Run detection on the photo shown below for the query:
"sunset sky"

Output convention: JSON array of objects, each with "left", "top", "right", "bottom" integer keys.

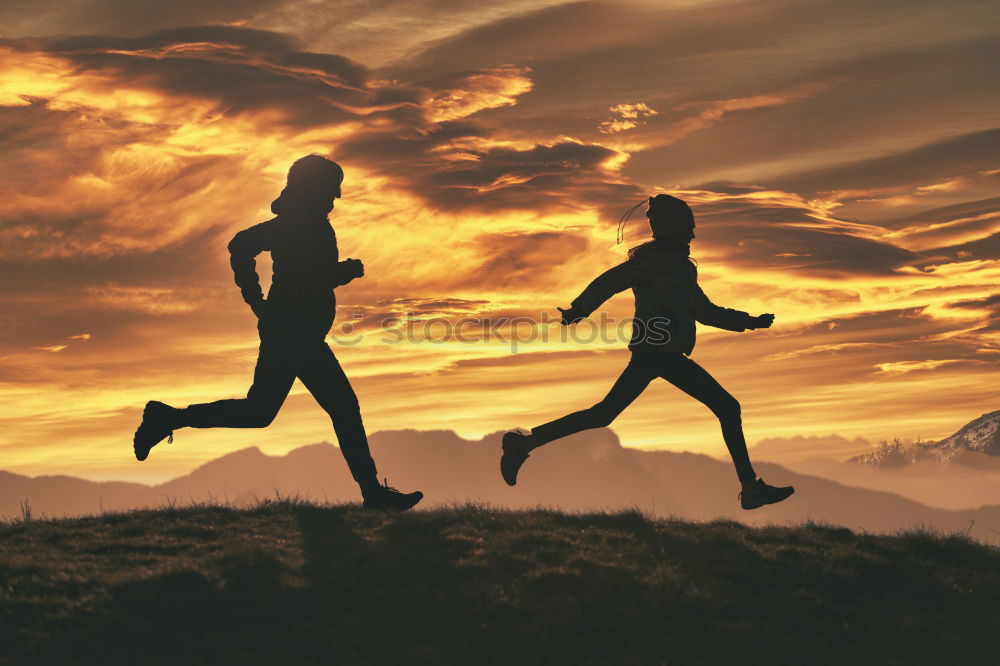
[{"left": 1, "top": 0, "right": 997, "bottom": 482}]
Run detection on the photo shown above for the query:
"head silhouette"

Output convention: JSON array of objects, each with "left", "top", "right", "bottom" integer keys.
[
  {"left": 272, "top": 154, "right": 344, "bottom": 217},
  {"left": 646, "top": 194, "right": 695, "bottom": 243}
]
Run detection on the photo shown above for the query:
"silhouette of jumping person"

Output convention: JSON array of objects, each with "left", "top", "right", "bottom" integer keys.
[
  {"left": 133, "top": 155, "right": 422, "bottom": 511},
  {"left": 501, "top": 194, "right": 794, "bottom": 510}
]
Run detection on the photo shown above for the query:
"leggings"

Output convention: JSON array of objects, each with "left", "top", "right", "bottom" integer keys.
[
  {"left": 175, "top": 323, "right": 378, "bottom": 490},
  {"left": 531, "top": 350, "right": 757, "bottom": 484}
]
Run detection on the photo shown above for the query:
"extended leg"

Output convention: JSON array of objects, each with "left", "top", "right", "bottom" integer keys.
[
  {"left": 296, "top": 341, "right": 378, "bottom": 491},
  {"left": 530, "top": 355, "right": 656, "bottom": 447},
  {"left": 133, "top": 336, "right": 296, "bottom": 461},
  {"left": 176, "top": 335, "right": 296, "bottom": 429},
  {"left": 655, "top": 354, "right": 756, "bottom": 484},
  {"left": 500, "top": 354, "right": 656, "bottom": 485}
]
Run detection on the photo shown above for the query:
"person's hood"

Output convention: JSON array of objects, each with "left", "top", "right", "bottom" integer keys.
[{"left": 270, "top": 186, "right": 334, "bottom": 218}]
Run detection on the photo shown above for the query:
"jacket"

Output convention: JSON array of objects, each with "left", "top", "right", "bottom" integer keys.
[
  {"left": 228, "top": 215, "right": 358, "bottom": 337},
  {"left": 570, "top": 241, "right": 753, "bottom": 354}
]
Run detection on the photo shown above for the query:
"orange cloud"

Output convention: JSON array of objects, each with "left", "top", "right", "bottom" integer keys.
[
  {"left": 0, "top": 15, "right": 996, "bottom": 483},
  {"left": 599, "top": 102, "right": 658, "bottom": 134},
  {"left": 424, "top": 66, "right": 533, "bottom": 122}
]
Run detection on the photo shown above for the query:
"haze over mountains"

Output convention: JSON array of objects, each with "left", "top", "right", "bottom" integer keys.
[
  {"left": 752, "top": 411, "right": 1000, "bottom": 509},
  {"left": 4, "top": 418, "right": 1000, "bottom": 543}
]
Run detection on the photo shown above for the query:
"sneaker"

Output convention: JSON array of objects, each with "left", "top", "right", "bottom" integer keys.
[
  {"left": 501, "top": 431, "right": 534, "bottom": 486},
  {"left": 362, "top": 478, "right": 423, "bottom": 511},
  {"left": 133, "top": 400, "right": 177, "bottom": 462},
  {"left": 739, "top": 477, "right": 795, "bottom": 510}
]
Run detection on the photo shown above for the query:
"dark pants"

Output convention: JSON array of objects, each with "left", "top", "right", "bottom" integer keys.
[
  {"left": 531, "top": 350, "right": 757, "bottom": 484},
  {"left": 176, "top": 318, "right": 378, "bottom": 491}
]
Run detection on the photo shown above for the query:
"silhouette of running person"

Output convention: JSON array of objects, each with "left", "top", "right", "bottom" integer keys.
[
  {"left": 133, "top": 155, "right": 422, "bottom": 511},
  {"left": 501, "top": 194, "right": 793, "bottom": 510}
]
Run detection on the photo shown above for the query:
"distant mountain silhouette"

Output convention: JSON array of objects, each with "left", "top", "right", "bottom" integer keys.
[
  {"left": 750, "top": 434, "right": 872, "bottom": 463},
  {"left": 848, "top": 410, "right": 1000, "bottom": 468},
  {"left": 747, "top": 412, "right": 1000, "bottom": 510},
  {"left": 4, "top": 428, "right": 1000, "bottom": 542},
  {"left": 928, "top": 410, "right": 1000, "bottom": 458},
  {"left": 0, "top": 472, "right": 149, "bottom": 517}
]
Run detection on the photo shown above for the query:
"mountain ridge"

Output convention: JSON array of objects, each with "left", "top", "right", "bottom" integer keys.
[
  {"left": 4, "top": 427, "right": 1000, "bottom": 543},
  {"left": 931, "top": 409, "right": 1000, "bottom": 456},
  {"left": 848, "top": 410, "right": 1000, "bottom": 467}
]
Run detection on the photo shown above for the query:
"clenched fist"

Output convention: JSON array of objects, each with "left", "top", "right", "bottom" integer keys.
[
  {"left": 751, "top": 313, "right": 775, "bottom": 329},
  {"left": 342, "top": 258, "right": 364, "bottom": 279}
]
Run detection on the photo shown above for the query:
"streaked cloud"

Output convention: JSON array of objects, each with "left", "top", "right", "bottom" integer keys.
[
  {"left": 424, "top": 66, "right": 534, "bottom": 122},
  {"left": 0, "top": 0, "right": 996, "bottom": 482}
]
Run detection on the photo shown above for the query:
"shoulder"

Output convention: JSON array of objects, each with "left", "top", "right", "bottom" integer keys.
[
  {"left": 626, "top": 241, "right": 658, "bottom": 264},
  {"left": 628, "top": 241, "right": 681, "bottom": 270},
  {"left": 228, "top": 218, "right": 279, "bottom": 251}
]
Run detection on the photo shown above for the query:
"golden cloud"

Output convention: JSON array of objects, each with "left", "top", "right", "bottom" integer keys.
[{"left": 0, "top": 17, "right": 996, "bottom": 481}]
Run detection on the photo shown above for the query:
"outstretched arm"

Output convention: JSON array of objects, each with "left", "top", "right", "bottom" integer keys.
[
  {"left": 227, "top": 222, "right": 274, "bottom": 317},
  {"left": 559, "top": 258, "right": 645, "bottom": 324}
]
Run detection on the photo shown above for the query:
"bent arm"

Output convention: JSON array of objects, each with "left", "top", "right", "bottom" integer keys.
[
  {"left": 227, "top": 222, "right": 273, "bottom": 313},
  {"left": 690, "top": 275, "right": 754, "bottom": 332},
  {"left": 329, "top": 259, "right": 361, "bottom": 288}
]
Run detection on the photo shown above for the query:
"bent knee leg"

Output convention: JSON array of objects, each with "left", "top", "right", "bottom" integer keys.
[
  {"left": 247, "top": 407, "right": 280, "bottom": 428},
  {"left": 319, "top": 392, "right": 362, "bottom": 422},
  {"left": 713, "top": 395, "right": 741, "bottom": 422},
  {"left": 244, "top": 396, "right": 284, "bottom": 427},
  {"left": 243, "top": 380, "right": 291, "bottom": 427}
]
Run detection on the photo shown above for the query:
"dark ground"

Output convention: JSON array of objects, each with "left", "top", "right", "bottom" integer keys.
[{"left": 1, "top": 501, "right": 997, "bottom": 665}]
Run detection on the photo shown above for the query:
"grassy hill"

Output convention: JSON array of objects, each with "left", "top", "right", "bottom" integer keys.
[{"left": 1, "top": 502, "right": 998, "bottom": 666}]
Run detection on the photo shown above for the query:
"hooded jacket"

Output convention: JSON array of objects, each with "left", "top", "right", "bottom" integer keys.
[
  {"left": 570, "top": 241, "right": 753, "bottom": 354},
  {"left": 227, "top": 193, "right": 358, "bottom": 337}
]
